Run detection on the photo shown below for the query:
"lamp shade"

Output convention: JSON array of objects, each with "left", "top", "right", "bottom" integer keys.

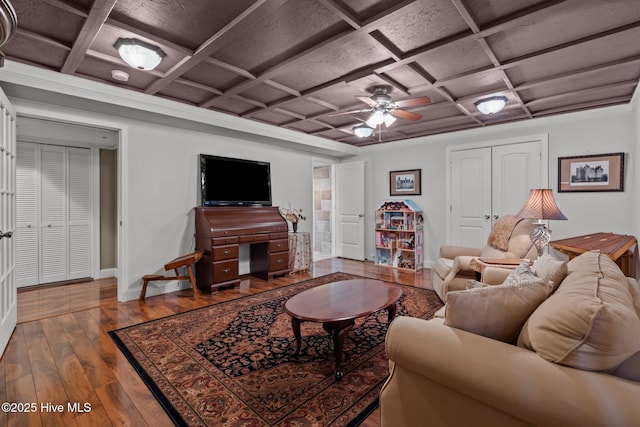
[
  {"left": 114, "top": 38, "right": 165, "bottom": 70},
  {"left": 516, "top": 189, "right": 567, "bottom": 220}
]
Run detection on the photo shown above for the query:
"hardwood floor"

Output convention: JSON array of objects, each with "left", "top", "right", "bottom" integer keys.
[{"left": 1, "top": 259, "right": 434, "bottom": 426}]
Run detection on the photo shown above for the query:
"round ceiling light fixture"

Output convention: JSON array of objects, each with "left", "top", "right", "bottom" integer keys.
[
  {"left": 475, "top": 96, "right": 508, "bottom": 115},
  {"left": 114, "top": 38, "right": 166, "bottom": 71},
  {"left": 353, "top": 123, "right": 374, "bottom": 138}
]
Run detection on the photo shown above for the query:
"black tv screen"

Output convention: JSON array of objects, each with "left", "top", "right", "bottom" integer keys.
[{"left": 200, "top": 154, "right": 272, "bottom": 206}]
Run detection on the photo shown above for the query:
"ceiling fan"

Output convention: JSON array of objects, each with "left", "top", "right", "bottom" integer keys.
[{"left": 329, "top": 86, "right": 432, "bottom": 137}]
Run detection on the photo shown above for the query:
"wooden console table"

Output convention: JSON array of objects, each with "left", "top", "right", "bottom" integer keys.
[
  {"left": 550, "top": 232, "right": 637, "bottom": 276},
  {"left": 194, "top": 206, "right": 289, "bottom": 292}
]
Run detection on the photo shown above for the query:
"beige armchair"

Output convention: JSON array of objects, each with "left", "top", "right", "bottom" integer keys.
[{"left": 431, "top": 216, "right": 537, "bottom": 301}]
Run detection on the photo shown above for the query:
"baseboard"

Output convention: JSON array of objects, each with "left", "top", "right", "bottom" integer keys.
[
  {"left": 99, "top": 268, "right": 118, "bottom": 279},
  {"left": 126, "top": 279, "right": 192, "bottom": 302}
]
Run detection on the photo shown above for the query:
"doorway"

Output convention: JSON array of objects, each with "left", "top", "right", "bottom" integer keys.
[
  {"left": 15, "top": 117, "right": 119, "bottom": 287},
  {"left": 313, "top": 164, "right": 333, "bottom": 261}
]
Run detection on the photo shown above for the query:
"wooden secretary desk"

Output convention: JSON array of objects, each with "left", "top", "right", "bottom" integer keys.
[{"left": 194, "top": 206, "right": 289, "bottom": 292}]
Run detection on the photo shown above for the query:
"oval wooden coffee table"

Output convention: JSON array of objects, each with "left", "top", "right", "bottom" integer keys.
[{"left": 284, "top": 279, "right": 402, "bottom": 380}]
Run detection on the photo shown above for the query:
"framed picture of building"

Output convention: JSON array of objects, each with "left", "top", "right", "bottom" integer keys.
[
  {"left": 390, "top": 169, "right": 421, "bottom": 196},
  {"left": 558, "top": 152, "right": 624, "bottom": 192}
]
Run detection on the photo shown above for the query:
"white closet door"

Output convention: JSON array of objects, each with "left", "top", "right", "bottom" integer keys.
[
  {"left": 15, "top": 142, "right": 39, "bottom": 287},
  {"left": 492, "top": 141, "right": 542, "bottom": 217},
  {"left": 67, "top": 148, "right": 91, "bottom": 279},
  {"left": 448, "top": 140, "right": 544, "bottom": 247},
  {"left": 449, "top": 147, "right": 492, "bottom": 249},
  {"left": 40, "top": 145, "right": 67, "bottom": 283}
]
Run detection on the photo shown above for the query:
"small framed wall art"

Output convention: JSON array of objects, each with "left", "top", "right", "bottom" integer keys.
[
  {"left": 557, "top": 152, "right": 624, "bottom": 192},
  {"left": 390, "top": 169, "right": 421, "bottom": 196}
]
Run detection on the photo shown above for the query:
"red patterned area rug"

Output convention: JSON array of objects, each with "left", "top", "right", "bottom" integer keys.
[{"left": 110, "top": 272, "right": 443, "bottom": 426}]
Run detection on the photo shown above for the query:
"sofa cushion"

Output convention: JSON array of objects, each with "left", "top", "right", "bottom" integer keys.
[
  {"left": 611, "top": 351, "right": 640, "bottom": 382},
  {"left": 444, "top": 278, "right": 548, "bottom": 343},
  {"left": 531, "top": 253, "right": 568, "bottom": 292},
  {"left": 518, "top": 251, "right": 640, "bottom": 371},
  {"left": 433, "top": 257, "right": 453, "bottom": 280}
]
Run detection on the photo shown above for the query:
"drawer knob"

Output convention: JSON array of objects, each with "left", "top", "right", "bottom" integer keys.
[
  {"left": 223, "top": 250, "right": 230, "bottom": 255},
  {"left": 223, "top": 268, "right": 231, "bottom": 274},
  {"left": 277, "top": 259, "right": 283, "bottom": 264}
]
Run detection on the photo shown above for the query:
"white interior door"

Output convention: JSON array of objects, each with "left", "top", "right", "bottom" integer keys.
[
  {"left": 15, "top": 142, "right": 39, "bottom": 286},
  {"left": 40, "top": 144, "right": 67, "bottom": 283},
  {"left": 0, "top": 88, "right": 17, "bottom": 357},
  {"left": 492, "top": 141, "right": 543, "bottom": 216},
  {"left": 449, "top": 147, "right": 492, "bottom": 248},
  {"left": 448, "top": 139, "right": 545, "bottom": 247},
  {"left": 335, "top": 160, "right": 365, "bottom": 260}
]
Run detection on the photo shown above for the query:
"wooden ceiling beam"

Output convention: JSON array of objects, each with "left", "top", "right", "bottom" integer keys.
[
  {"left": 144, "top": 0, "right": 287, "bottom": 95},
  {"left": 61, "top": 0, "right": 118, "bottom": 74}
]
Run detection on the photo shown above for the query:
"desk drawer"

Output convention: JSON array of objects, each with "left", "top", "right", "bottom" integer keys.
[
  {"left": 270, "top": 232, "right": 288, "bottom": 240},
  {"left": 212, "top": 236, "right": 238, "bottom": 246},
  {"left": 212, "top": 245, "right": 238, "bottom": 261},
  {"left": 269, "top": 252, "right": 289, "bottom": 271},
  {"left": 239, "top": 234, "right": 269, "bottom": 244},
  {"left": 269, "top": 239, "right": 288, "bottom": 253},
  {"left": 212, "top": 260, "right": 239, "bottom": 283}
]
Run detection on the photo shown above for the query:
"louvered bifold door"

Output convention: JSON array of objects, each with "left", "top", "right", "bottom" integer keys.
[
  {"left": 15, "top": 142, "right": 39, "bottom": 287},
  {"left": 39, "top": 145, "right": 67, "bottom": 283},
  {"left": 67, "top": 147, "right": 91, "bottom": 279}
]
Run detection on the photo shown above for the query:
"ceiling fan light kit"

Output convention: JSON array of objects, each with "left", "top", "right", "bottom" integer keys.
[
  {"left": 338, "top": 86, "right": 432, "bottom": 138},
  {"left": 353, "top": 123, "right": 374, "bottom": 138},
  {"left": 475, "top": 96, "right": 508, "bottom": 115},
  {"left": 365, "top": 109, "right": 385, "bottom": 128},
  {"left": 114, "top": 38, "right": 165, "bottom": 71}
]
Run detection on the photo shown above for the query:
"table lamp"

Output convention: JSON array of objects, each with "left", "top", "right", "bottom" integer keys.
[{"left": 516, "top": 189, "right": 567, "bottom": 254}]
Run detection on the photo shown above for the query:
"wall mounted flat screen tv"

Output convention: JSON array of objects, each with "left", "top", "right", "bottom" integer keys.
[{"left": 200, "top": 154, "right": 272, "bottom": 206}]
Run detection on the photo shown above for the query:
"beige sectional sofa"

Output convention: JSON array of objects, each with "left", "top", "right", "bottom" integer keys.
[{"left": 380, "top": 251, "right": 640, "bottom": 427}]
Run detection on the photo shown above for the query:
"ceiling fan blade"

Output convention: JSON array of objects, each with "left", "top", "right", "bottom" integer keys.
[
  {"left": 394, "top": 96, "right": 432, "bottom": 108},
  {"left": 391, "top": 109, "right": 422, "bottom": 121},
  {"left": 327, "top": 109, "right": 368, "bottom": 117},
  {"left": 356, "top": 96, "right": 378, "bottom": 107}
]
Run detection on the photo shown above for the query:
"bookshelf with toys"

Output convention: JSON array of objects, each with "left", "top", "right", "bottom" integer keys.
[{"left": 374, "top": 200, "right": 423, "bottom": 271}]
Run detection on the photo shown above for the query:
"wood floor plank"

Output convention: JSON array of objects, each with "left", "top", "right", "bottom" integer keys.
[
  {"left": 2, "top": 259, "right": 435, "bottom": 426},
  {"left": 94, "top": 381, "right": 147, "bottom": 427},
  {"left": 5, "top": 374, "right": 42, "bottom": 427}
]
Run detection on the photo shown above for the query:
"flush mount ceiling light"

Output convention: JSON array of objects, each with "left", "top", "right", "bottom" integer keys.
[
  {"left": 114, "top": 38, "right": 165, "bottom": 71},
  {"left": 475, "top": 96, "right": 508, "bottom": 115},
  {"left": 353, "top": 123, "right": 374, "bottom": 138}
]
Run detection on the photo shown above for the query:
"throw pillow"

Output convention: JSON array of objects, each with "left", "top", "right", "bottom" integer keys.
[
  {"left": 444, "top": 278, "right": 549, "bottom": 343},
  {"left": 531, "top": 253, "right": 568, "bottom": 292},
  {"left": 466, "top": 280, "right": 487, "bottom": 289},
  {"left": 518, "top": 251, "right": 640, "bottom": 371},
  {"left": 502, "top": 261, "right": 538, "bottom": 286}
]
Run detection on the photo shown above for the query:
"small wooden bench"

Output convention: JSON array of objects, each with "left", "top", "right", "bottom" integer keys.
[{"left": 139, "top": 251, "right": 204, "bottom": 301}]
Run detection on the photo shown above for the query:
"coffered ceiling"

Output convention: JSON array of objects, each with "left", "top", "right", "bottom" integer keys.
[{"left": 3, "top": 0, "right": 640, "bottom": 146}]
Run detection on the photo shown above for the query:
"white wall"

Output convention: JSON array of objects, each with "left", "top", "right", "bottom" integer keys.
[
  {"left": 125, "top": 121, "right": 320, "bottom": 299},
  {"left": 355, "top": 105, "right": 635, "bottom": 266},
  {"left": 10, "top": 97, "right": 338, "bottom": 301}
]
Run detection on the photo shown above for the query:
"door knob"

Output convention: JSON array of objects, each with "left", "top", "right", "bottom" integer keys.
[
  {"left": 493, "top": 214, "right": 499, "bottom": 220},
  {"left": 358, "top": 214, "right": 365, "bottom": 218},
  {"left": 484, "top": 214, "right": 491, "bottom": 220},
  {"left": 0, "top": 230, "right": 12, "bottom": 240}
]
